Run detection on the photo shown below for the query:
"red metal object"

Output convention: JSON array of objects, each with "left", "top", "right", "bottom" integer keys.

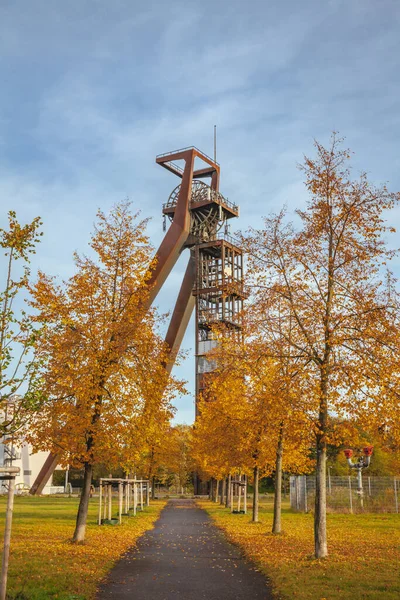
[
  {"left": 363, "top": 446, "right": 373, "bottom": 456},
  {"left": 344, "top": 449, "right": 353, "bottom": 459},
  {"left": 29, "top": 453, "right": 60, "bottom": 495},
  {"left": 147, "top": 147, "right": 221, "bottom": 305},
  {"left": 163, "top": 252, "right": 196, "bottom": 375}
]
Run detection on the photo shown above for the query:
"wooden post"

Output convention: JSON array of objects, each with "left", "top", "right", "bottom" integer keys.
[
  {"left": 304, "top": 476, "right": 308, "bottom": 513},
  {"left": 0, "top": 469, "right": 19, "bottom": 600},
  {"left": 108, "top": 483, "right": 112, "bottom": 520},
  {"left": 348, "top": 476, "right": 353, "bottom": 514},
  {"left": 146, "top": 481, "right": 150, "bottom": 506},
  {"left": 118, "top": 482, "right": 123, "bottom": 524},
  {"left": 243, "top": 477, "right": 247, "bottom": 514},
  {"left": 133, "top": 480, "right": 137, "bottom": 516},
  {"left": 98, "top": 480, "right": 103, "bottom": 525}
]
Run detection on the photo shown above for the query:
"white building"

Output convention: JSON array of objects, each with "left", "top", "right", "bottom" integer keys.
[
  {"left": 0, "top": 397, "right": 55, "bottom": 494},
  {"left": 0, "top": 437, "right": 55, "bottom": 494}
]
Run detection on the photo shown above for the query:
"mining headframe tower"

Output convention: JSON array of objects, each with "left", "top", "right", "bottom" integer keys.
[{"left": 30, "top": 146, "right": 245, "bottom": 494}]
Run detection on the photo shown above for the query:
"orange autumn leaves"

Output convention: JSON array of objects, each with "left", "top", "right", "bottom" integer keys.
[
  {"left": 4, "top": 497, "right": 166, "bottom": 599},
  {"left": 27, "top": 202, "right": 184, "bottom": 478},
  {"left": 23, "top": 202, "right": 187, "bottom": 541},
  {"left": 193, "top": 134, "right": 400, "bottom": 557},
  {"left": 200, "top": 500, "right": 400, "bottom": 600},
  {"left": 192, "top": 326, "right": 313, "bottom": 483}
]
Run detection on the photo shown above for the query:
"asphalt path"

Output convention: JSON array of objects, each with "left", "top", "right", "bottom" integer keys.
[{"left": 97, "top": 498, "right": 274, "bottom": 600}]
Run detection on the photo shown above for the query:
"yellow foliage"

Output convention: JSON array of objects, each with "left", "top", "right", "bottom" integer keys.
[
  {"left": 199, "top": 499, "right": 400, "bottom": 600},
  {"left": 192, "top": 319, "right": 314, "bottom": 481},
  {"left": 2, "top": 496, "right": 165, "bottom": 599},
  {"left": 27, "top": 202, "right": 183, "bottom": 471}
]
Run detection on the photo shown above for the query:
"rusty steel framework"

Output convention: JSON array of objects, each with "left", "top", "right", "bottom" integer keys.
[
  {"left": 194, "top": 236, "right": 245, "bottom": 416},
  {"left": 30, "top": 147, "right": 244, "bottom": 495}
]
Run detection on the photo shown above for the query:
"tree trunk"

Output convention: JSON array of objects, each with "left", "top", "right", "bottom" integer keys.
[
  {"left": 314, "top": 368, "right": 329, "bottom": 558},
  {"left": 151, "top": 476, "right": 155, "bottom": 500},
  {"left": 72, "top": 462, "right": 93, "bottom": 543},
  {"left": 314, "top": 432, "right": 328, "bottom": 558},
  {"left": 220, "top": 478, "right": 226, "bottom": 505},
  {"left": 272, "top": 429, "right": 284, "bottom": 534},
  {"left": 226, "top": 474, "right": 231, "bottom": 508},
  {"left": 252, "top": 465, "right": 259, "bottom": 523}
]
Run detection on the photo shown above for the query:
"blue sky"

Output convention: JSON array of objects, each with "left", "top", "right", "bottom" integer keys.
[{"left": 1, "top": 0, "right": 400, "bottom": 423}]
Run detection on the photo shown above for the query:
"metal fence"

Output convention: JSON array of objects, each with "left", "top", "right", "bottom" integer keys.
[{"left": 290, "top": 475, "right": 399, "bottom": 514}]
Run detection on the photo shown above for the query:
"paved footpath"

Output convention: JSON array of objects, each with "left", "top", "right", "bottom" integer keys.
[{"left": 97, "top": 499, "right": 274, "bottom": 600}]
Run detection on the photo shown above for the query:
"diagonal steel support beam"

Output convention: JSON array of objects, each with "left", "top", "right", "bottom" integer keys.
[
  {"left": 163, "top": 253, "right": 196, "bottom": 375},
  {"left": 29, "top": 453, "right": 60, "bottom": 495},
  {"left": 146, "top": 149, "right": 195, "bottom": 306}
]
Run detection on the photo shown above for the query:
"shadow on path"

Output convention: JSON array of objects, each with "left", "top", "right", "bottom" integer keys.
[{"left": 97, "top": 498, "right": 273, "bottom": 599}]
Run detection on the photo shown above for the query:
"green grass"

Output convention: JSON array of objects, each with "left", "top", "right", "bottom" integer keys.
[
  {"left": 198, "top": 498, "right": 400, "bottom": 600},
  {"left": 0, "top": 495, "right": 165, "bottom": 600}
]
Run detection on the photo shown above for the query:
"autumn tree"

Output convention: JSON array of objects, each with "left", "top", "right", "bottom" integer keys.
[
  {"left": 165, "top": 425, "right": 194, "bottom": 494},
  {"left": 243, "top": 315, "right": 313, "bottom": 532},
  {"left": 0, "top": 211, "right": 42, "bottom": 436},
  {"left": 192, "top": 324, "right": 312, "bottom": 525},
  {"left": 29, "top": 202, "right": 181, "bottom": 542},
  {"left": 242, "top": 134, "right": 400, "bottom": 557},
  {"left": 139, "top": 424, "right": 194, "bottom": 494}
]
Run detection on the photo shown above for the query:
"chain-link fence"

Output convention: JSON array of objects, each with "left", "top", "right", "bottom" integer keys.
[{"left": 290, "top": 475, "right": 399, "bottom": 513}]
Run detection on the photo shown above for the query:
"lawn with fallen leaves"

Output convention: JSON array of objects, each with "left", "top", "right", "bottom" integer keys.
[
  {"left": 198, "top": 498, "right": 400, "bottom": 600},
  {"left": 0, "top": 495, "right": 165, "bottom": 600}
]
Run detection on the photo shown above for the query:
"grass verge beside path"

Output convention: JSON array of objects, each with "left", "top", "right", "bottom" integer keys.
[
  {"left": 0, "top": 496, "right": 166, "bottom": 600},
  {"left": 198, "top": 499, "right": 400, "bottom": 600}
]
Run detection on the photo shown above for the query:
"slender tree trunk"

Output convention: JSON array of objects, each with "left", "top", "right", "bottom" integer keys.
[
  {"left": 215, "top": 479, "right": 220, "bottom": 503},
  {"left": 72, "top": 462, "right": 93, "bottom": 543},
  {"left": 226, "top": 474, "right": 231, "bottom": 508},
  {"left": 151, "top": 476, "right": 155, "bottom": 500},
  {"left": 252, "top": 465, "right": 259, "bottom": 522},
  {"left": 0, "top": 250, "right": 13, "bottom": 358},
  {"left": 220, "top": 478, "right": 226, "bottom": 505},
  {"left": 313, "top": 204, "right": 333, "bottom": 559},
  {"left": 272, "top": 428, "right": 284, "bottom": 534},
  {"left": 314, "top": 372, "right": 328, "bottom": 558},
  {"left": 0, "top": 474, "right": 16, "bottom": 600},
  {"left": 314, "top": 431, "right": 328, "bottom": 558}
]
